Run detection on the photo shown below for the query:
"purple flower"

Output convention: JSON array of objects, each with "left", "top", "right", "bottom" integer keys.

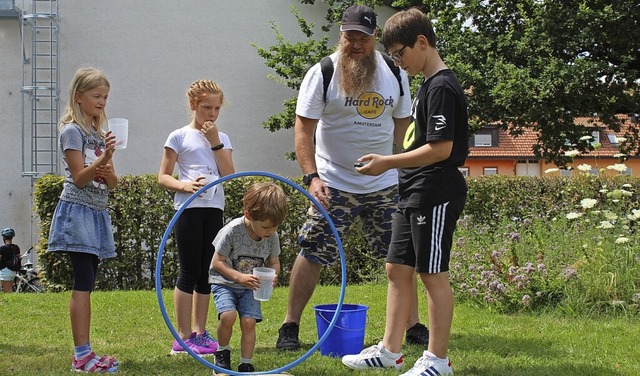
[
  {"left": 562, "top": 267, "right": 578, "bottom": 279},
  {"left": 509, "top": 232, "right": 521, "bottom": 241},
  {"left": 522, "top": 295, "right": 532, "bottom": 305}
]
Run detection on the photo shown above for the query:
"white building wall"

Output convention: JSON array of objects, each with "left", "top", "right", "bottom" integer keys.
[{"left": 0, "top": 0, "right": 396, "bottom": 250}]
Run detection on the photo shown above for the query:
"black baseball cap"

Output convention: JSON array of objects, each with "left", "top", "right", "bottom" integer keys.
[{"left": 340, "top": 5, "right": 377, "bottom": 36}]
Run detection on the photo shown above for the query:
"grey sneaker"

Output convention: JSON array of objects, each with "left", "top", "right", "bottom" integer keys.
[
  {"left": 406, "top": 323, "right": 430, "bottom": 345},
  {"left": 400, "top": 350, "right": 453, "bottom": 376},
  {"left": 276, "top": 322, "right": 300, "bottom": 350}
]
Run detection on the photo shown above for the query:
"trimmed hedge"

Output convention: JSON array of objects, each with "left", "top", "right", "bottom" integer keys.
[
  {"left": 34, "top": 174, "right": 386, "bottom": 291},
  {"left": 34, "top": 173, "right": 640, "bottom": 291}
]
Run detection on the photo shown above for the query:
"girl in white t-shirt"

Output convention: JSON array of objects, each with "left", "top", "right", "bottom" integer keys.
[{"left": 158, "top": 80, "right": 235, "bottom": 355}]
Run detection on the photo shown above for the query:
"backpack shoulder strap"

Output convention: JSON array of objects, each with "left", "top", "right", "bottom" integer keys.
[
  {"left": 381, "top": 53, "right": 404, "bottom": 97},
  {"left": 320, "top": 56, "right": 334, "bottom": 103},
  {"left": 321, "top": 54, "right": 404, "bottom": 102}
]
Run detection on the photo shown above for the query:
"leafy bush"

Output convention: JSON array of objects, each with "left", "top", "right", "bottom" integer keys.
[
  {"left": 34, "top": 174, "right": 640, "bottom": 315},
  {"left": 452, "top": 174, "right": 640, "bottom": 315},
  {"left": 33, "top": 174, "right": 386, "bottom": 291}
]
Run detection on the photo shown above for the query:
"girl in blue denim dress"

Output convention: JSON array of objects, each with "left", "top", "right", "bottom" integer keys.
[{"left": 48, "top": 67, "right": 120, "bottom": 373}]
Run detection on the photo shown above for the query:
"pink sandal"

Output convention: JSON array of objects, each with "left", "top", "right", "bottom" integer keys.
[
  {"left": 96, "top": 354, "right": 119, "bottom": 368},
  {"left": 72, "top": 352, "right": 118, "bottom": 373}
]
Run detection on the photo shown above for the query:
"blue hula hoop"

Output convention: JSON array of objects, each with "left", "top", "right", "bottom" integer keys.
[{"left": 155, "top": 171, "right": 347, "bottom": 375}]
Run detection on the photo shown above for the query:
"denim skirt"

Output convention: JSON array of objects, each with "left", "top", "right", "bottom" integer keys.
[{"left": 47, "top": 200, "right": 116, "bottom": 260}]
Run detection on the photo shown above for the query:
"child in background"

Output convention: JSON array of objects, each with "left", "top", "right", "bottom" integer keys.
[
  {"left": 47, "top": 67, "right": 119, "bottom": 373},
  {"left": 210, "top": 182, "right": 287, "bottom": 373},
  {"left": 158, "top": 79, "right": 235, "bottom": 355},
  {"left": 0, "top": 228, "right": 21, "bottom": 293}
]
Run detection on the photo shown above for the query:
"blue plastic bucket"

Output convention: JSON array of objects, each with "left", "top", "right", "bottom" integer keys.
[{"left": 314, "top": 303, "right": 368, "bottom": 357}]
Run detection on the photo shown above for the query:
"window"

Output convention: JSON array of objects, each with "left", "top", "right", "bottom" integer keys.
[
  {"left": 516, "top": 160, "right": 540, "bottom": 177},
  {"left": 622, "top": 167, "right": 632, "bottom": 176},
  {"left": 483, "top": 167, "right": 497, "bottom": 175},
  {"left": 607, "top": 133, "right": 618, "bottom": 145},
  {"left": 458, "top": 167, "right": 469, "bottom": 177},
  {"left": 474, "top": 134, "right": 492, "bottom": 147},
  {"left": 591, "top": 130, "right": 600, "bottom": 144},
  {"left": 560, "top": 169, "right": 573, "bottom": 177}
]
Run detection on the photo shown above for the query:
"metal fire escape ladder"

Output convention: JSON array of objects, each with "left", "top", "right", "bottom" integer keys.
[{"left": 21, "top": 0, "right": 60, "bottom": 178}]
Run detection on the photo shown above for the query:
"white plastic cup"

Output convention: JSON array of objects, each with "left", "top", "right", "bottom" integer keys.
[
  {"left": 253, "top": 267, "right": 276, "bottom": 301},
  {"left": 108, "top": 118, "right": 129, "bottom": 150},
  {"left": 188, "top": 166, "right": 217, "bottom": 201},
  {"left": 199, "top": 173, "right": 217, "bottom": 200}
]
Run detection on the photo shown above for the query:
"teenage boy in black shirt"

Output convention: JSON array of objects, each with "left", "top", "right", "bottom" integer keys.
[{"left": 343, "top": 7, "right": 468, "bottom": 376}]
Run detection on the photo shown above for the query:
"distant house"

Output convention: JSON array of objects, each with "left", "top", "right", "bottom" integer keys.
[{"left": 462, "top": 115, "right": 640, "bottom": 177}]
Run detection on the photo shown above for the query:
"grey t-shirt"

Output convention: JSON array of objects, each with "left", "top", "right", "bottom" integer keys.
[
  {"left": 58, "top": 123, "right": 109, "bottom": 210},
  {"left": 209, "top": 217, "right": 280, "bottom": 288}
]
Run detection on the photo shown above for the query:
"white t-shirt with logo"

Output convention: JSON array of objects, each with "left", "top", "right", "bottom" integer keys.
[
  {"left": 164, "top": 125, "right": 232, "bottom": 210},
  {"left": 295, "top": 51, "right": 411, "bottom": 194}
]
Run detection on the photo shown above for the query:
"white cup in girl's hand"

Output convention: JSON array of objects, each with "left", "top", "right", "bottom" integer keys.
[
  {"left": 199, "top": 173, "right": 218, "bottom": 200},
  {"left": 189, "top": 167, "right": 217, "bottom": 200},
  {"left": 108, "top": 118, "right": 128, "bottom": 150}
]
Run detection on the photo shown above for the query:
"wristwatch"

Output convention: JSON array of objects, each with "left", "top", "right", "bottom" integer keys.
[{"left": 303, "top": 172, "right": 320, "bottom": 186}]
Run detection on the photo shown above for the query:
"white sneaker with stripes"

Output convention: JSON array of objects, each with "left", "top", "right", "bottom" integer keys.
[
  {"left": 341, "top": 342, "right": 404, "bottom": 370},
  {"left": 400, "top": 350, "right": 453, "bottom": 376}
]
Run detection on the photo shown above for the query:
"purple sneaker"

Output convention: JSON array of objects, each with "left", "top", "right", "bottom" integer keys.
[
  {"left": 170, "top": 332, "right": 215, "bottom": 356},
  {"left": 195, "top": 330, "right": 218, "bottom": 351}
]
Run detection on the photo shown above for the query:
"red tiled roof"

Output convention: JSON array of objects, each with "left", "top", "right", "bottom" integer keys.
[{"left": 468, "top": 115, "right": 638, "bottom": 159}]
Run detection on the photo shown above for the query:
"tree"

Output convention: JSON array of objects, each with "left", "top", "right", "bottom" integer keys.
[{"left": 256, "top": 0, "right": 640, "bottom": 165}]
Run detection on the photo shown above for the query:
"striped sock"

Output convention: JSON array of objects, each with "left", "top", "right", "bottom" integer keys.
[{"left": 74, "top": 343, "right": 92, "bottom": 360}]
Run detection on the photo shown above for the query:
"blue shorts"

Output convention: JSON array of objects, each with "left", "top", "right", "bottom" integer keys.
[
  {"left": 0, "top": 267, "right": 16, "bottom": 281},
  {"left": 212, "top": 284, "right": 262, "bottom": 323},
  {"left": 298, "top": 185, "right": 397, "bottom": 265},
  {"left": 47, "top": 200, "right": 116, "bottom": 260}
]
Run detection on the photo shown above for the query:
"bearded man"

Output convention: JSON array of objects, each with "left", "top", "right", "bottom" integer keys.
[{"left": 276, "top": 4, "right": 429, "bottom": 351}]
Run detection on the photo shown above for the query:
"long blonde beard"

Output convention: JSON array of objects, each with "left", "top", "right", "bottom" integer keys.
[{"left": 337, "top": 49, "right": 377, "bottom": 97}]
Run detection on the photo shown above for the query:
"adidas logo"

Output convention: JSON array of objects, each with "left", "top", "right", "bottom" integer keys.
[{"left": 416, "top": 215, "right": 427, "bottom": 225}]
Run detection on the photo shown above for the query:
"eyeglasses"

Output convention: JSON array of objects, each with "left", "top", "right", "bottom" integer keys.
[{"left": 389, "top": 45, "right": 408, "bottom": 63}]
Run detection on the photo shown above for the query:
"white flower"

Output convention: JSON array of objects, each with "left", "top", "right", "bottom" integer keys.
[
  {"left": 615, "top": 237, "right": 629, "bottom": 244},
  {"left": 577, "top": 164, "right": 593, "bottom": 172},
  {"left": 596, "top": 221, "right": 615, "bottom": 229},
  {"left": 580, "top": 135, "right": 593, "bottom": 141},
  {"left": 565, "top": 150, "right": 580, "bottom": 158},
  {"left": 613, "top": 153, "right": 627, "bottom": 158},
  {"left": 599, "top": 189, "right": 609, "bottom": 193},
  {"left": 566, "top": 212, "right": 583, "bottom": 220},
  {"left": 629, "top": 209, "right": 640, "bottom": 221},
  {"left": 616, "top": 137, "right": 627, "bottom": 143},
  {"left": 622, "top": 184, "right": 632, "bottom": 188},
  {"left": 580, "top": 198, "right": 598, "bottom": 209},
  {"left": 603, "top": 211, "right": 618, "bottom": 221},
  {"left": 545, "top": 168, "right": 559, "bottom": 174},
  {"left": 606, "top": 164, "right": 628, "bottom": 172}
]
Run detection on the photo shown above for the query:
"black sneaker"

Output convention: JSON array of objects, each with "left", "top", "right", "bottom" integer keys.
[
  {"left": 214, "top": 349, "right": 231, "bottom": 370},
  {"left": 406, "top": 323, "right": 430, "bottom": 345},
  {"left": 275, "top": 322, "right": 300, "bottom": 350},
  {"left": 238, "top": 363, "right": 255, "bottom": 372}
]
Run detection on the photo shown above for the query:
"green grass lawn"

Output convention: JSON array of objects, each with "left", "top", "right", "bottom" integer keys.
[{"left": 1, "top": 284, "right": 638, "bottom": 375}]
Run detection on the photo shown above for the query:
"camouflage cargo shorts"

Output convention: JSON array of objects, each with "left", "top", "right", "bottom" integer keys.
[{"left": 298, "top": 185, "right": 398, "bottom": 265}]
